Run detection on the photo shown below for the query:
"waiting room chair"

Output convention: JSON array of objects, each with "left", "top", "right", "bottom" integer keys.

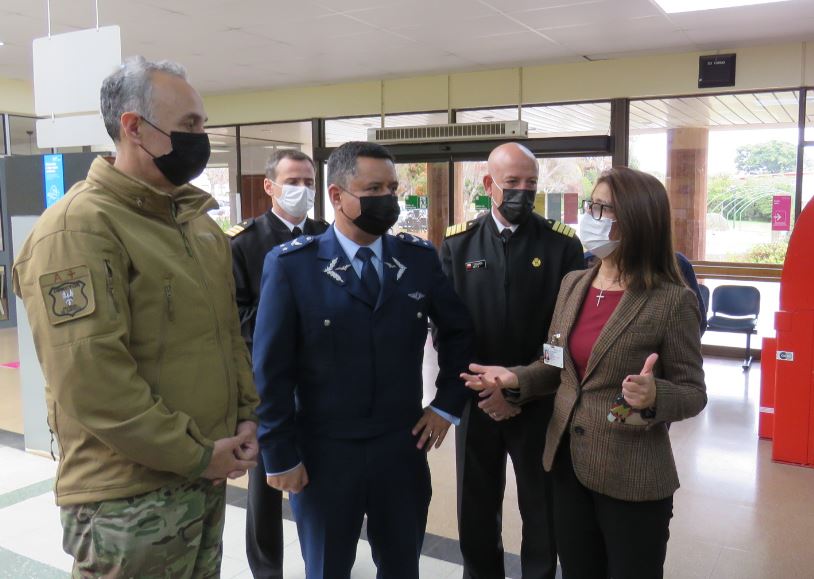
[
  {"left": 705, "top": 285, "right": 760, "bottom": 371},
  {"left": 698, "top": 284, "right": 710, "bottom": 330}
]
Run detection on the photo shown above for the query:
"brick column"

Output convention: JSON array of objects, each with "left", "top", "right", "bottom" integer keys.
[
  {"left": 427, "top": 162, "right": 449, "bottom": 248},
  {"left": 666, "top": 128, "right": 708, "bottom": 260}
]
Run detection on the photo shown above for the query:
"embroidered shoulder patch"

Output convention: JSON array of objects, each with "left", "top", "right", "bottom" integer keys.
[
  {"left": 39, "top": 266, "right": 96, "bottom": 325},
  {"left": 396, "top": 232, "right": 433, "bottom": 250},
  {"left": 278, "top": 235, "right": 317, "bottom": 256}
]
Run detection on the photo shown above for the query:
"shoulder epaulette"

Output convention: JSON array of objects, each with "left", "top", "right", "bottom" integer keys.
[
  {"left": 225, "top": 219, "right": 254, "bottom": 238},
  {"left": 445, "top": 220, "right": 477, "bottom": 238},
  {"left": 396, "top": 231, "right": 433, "bottom": 250},
  {"left": 548, "top": 220, "right": 576, "bottom": 238},
  {"left": 278, "top": 234, "right": 317, "bottom": 256}
]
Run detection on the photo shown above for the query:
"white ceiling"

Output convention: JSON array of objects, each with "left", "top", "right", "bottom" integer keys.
[{"left": 0, "top": 0, "right": 813, "bottom": 94}]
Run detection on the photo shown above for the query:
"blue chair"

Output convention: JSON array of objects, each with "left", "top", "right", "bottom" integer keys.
[
  {"left": 705, "top": 285, "right": 760, "bottom": 371},
  {"left": 698, "top": 284, "right": 710, "bottom": 331}
]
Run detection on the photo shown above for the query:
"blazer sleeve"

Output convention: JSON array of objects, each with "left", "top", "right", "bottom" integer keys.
[{"left": 652, "top": 287, "right": 707, "bottom": 423}]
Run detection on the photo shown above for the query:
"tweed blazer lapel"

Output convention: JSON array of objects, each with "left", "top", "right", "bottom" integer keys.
[
  {"left": 581, "top": 288, "right": 649, "bottom": 386},
  {"left": 557, "top": 269, "right": 595, "bottom": 386}
]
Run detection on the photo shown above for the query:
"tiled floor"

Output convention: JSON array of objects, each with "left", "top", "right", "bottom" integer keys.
[{"left": 2, "top": 327, "right": 814, "bottom": 578}]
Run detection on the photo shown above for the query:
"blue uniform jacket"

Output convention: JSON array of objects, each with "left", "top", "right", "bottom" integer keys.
[{"left": 253, "top": 226, "right": 474, "bottom": 474}]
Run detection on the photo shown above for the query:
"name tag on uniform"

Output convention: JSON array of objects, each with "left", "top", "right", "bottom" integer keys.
[
  {"left": 543, "top": 343, "right": 564, "bottom": 368},
  {"left": 465, "top": 259, "right": 486, "bottom": 271}
]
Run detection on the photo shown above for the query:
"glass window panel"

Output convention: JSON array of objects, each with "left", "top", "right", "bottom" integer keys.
[
  {"left": 193, "top": 126, "right": 237, "bottom": 230},
  {"left": 8, "top": 115, "right": 51, "bottom": 156},
  {"left": 453, "top": 156, "right": 611, "bottom": 226},
  {"left": 235, "top": 122, "right": 316, "bottom": 223},
  {"left": 325, "top": 112, "right": 448, "bottom": 148},
  {"left": 806, "top": 90, "right": 814, "bottom": 142},
  {"left": 630, "top": 91, "right": 799, "bottom": 264},
  {"left": 802, "top": 146, "right": 814, "bottom": 215},
  {"left": 0, "top": 114, "right": 6, "bottom": 156},
  {"left": 457, "top": 103, "right": 611, "bottom": 138},
  {"left": 0, "top": 265, "right": 8, "bottom": 322}
]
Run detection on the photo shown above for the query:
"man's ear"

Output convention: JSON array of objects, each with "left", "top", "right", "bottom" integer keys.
[{"left": 120, "top": 112, "right": 142, "bottom": 143}]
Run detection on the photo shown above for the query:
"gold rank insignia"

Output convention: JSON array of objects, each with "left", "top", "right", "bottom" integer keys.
[
  {"left": 550, "top": 221, "right": 576, "bottom": 238},
  {"left": 445, "top": 220, "right": 476, "bottom": 238},
  {"left": 39, "top": 265, "right": 96, "bottom": 325},
  {"left": 225, "top": 224, "right": 246, "bottom": 238},
  {"left": 226, "top": 219, "right": 254, "bottom": 238},
  {"left": 532, "top": 257, "right": 542, "bottom": 268}
]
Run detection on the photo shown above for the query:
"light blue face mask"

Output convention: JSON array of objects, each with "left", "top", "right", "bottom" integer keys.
[
  {"left": 579, "top": 213, "right": 619, "bottom": 259},
  {"left": 272, "top": 182, "right": 315, "bottom": 218}
]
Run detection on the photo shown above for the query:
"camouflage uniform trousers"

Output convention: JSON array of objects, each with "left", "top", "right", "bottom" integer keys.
[{"left": 60, "top": 479, "right": 227, "bottom": 578}]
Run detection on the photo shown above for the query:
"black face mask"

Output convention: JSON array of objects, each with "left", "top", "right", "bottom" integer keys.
[
  {"left": 497, "top": 188, "right": 536, "bottom": 224},
  {"left": 343, "top": 190, "right": 401, "bottom": 236},
  {"left": 141, "top": 118, "right": 211, "bottom": 186}
]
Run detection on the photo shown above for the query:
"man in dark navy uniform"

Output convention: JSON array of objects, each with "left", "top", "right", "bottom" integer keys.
[
  {"left": 228, "top": 149, "right": 328, "bottom": 579},
  {"left": 441, "top": 143, "right": 585, "bottom": 579},
  {"left": 252, "top": 141, "right": 473, "bottom": 579}
]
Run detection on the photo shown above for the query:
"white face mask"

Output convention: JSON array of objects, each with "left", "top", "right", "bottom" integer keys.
[
  {"left": 579, "top": 213, "right": 619, "bottom": 259},
  {"left": 273, "top": 182, "right": 315, "bottom": 218}
]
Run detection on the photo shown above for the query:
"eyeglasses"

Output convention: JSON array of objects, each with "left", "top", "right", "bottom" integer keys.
[{"left": 582, "top": 199, "right": 614, "bottom": 221}]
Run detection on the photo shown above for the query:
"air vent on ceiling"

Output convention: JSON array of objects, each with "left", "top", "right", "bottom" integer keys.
[{"left": 368, "top": 120, "right": 528, "bottom": 144}]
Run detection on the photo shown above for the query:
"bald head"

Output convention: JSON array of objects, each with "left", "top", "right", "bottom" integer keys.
[
  {"left": 484, "top": 143, "right": 539, "bottom": 226},
  {"left": 487, "top": 142, "right": 538, "bottom": 176}
]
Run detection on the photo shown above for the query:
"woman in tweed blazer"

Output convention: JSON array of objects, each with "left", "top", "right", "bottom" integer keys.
[{"left": 463, "top": 167, "right": 706, "bottom": 579}]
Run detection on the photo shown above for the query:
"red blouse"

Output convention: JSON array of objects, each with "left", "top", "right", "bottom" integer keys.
[{"left": 568, "top": 287, "right": 624, "bottom": 380}]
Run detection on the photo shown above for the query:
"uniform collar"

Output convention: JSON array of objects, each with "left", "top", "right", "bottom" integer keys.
[
  {"left": 490, "top": 207, "right": 518, "bottom": 233},
  {"left": 86, "top": 156, "right": 217, "bottom": 224},
  {"left": 333, "top": 224, "right": 383, "bottom": 264},
  {"left": 271, "top": 207, "right": 307, "bottom": 232}
]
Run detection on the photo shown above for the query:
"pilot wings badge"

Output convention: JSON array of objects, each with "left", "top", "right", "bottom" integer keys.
[{"left": 323, "top": 257, "right": 352, "bottom": 284}]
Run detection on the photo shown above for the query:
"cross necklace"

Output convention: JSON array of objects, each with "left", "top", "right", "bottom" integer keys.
[{"left": 595, "top": 277, "right": 621, "bottom": 307}]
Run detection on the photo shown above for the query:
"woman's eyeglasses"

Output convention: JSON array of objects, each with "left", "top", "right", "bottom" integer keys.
[{"left": 582, "top": 199, "right": 614, "bottom": 221}]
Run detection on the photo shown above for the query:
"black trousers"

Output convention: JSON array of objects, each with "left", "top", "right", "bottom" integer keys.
[
  {"left": 456, "top": 396, "right": 557, "bottom": 579},
  {"left": 246, "top": 453, "right": 284, "bottom": 579},
  {"left": 551, "top": 437, "right": 674, "bottom": 579}
]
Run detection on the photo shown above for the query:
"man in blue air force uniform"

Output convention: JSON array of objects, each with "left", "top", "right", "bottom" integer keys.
[{"left": 252, "top": 141, "right": 473, "bottom": 579}]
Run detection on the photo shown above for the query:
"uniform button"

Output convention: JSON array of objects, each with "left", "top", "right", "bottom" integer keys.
[
  {"left": 417, "top": 312, "right": 423, "bottom": 319},
  {"left": 324, "top": 319, "right": 331, "bottom": 327},
  {"left": 574, "top": 426, "right": 585, "bottom": 435}
]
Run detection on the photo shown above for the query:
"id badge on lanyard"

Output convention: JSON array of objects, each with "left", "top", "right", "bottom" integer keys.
[{"left": 543, "top": 333, "right": 564, "bottom": 369}]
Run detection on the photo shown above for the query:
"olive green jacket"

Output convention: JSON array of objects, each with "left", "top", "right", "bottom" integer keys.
[{"left": 13, "top": 157, "right": 259, "bottom": 506}]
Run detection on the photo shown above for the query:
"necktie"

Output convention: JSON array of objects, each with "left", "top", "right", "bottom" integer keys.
[
  {"left": 291, "top": 226, "right": 302, "bottom": 239},
  {"left": 500, "top": 228, "right": 512, "bottom": 253},
  {"left": 356, "top": 247, "right": 380, "bottom": 304}
]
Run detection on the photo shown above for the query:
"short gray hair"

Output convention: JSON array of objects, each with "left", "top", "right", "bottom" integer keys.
[{"left": 100, "top": 56, "right": 187, "bottom": 142}]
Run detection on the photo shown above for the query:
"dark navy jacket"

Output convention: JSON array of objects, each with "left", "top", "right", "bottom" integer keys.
[{"left": 253, "top": 225, "right": 474, "bottom": 473}]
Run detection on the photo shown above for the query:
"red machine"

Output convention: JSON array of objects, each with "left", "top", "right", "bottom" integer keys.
[{"left": 772, "top": 197, "right": 814, "bottom": 467}]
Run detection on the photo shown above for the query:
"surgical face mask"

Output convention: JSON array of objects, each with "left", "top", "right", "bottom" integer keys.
[
  {"left": 579, "top": 213, "right": 619, "bottom": 259},
  {"left": 272, "top": 182, "right": 315, "bottom": 217},
  {"left": 341, "top": 188, "right": 400, "bottom": 236},
  {"left": 493, "top": 182, "right": 536, "bottom": 224},
  {"left": 140, "top": 118, "right": 211, "bottom": 186}
]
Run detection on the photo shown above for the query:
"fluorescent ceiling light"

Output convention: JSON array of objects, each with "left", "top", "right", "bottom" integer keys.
[{"left": 654, "top": 0, "right": 790, "bottom": 13}]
